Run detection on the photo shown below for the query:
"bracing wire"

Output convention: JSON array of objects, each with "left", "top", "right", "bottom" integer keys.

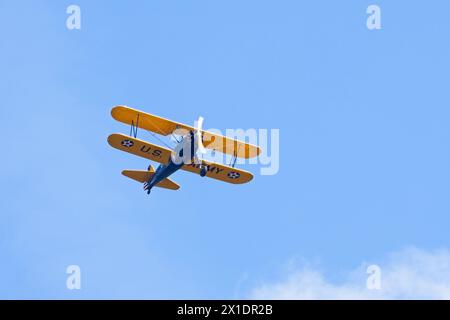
[{"left": 146, "top": 130, "right": 173, "bottom": 149}]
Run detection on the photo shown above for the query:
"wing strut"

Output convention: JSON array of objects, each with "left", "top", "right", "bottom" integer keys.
[
  {"left": 129, "top": 113, "right": 140, "bottom": 138},
  {"left": 230, "top": 144, "right": 240, "bottom": 168}
]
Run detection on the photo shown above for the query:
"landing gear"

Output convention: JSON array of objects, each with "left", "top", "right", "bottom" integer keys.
[{"left": 199, "top": 165, "right": 207, "bottom": 177}]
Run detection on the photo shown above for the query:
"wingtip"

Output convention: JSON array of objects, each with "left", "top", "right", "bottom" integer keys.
[
  {"left": 106, "top": 133, "right": 119, "bottom": 146},
  {"left": 111, "top": 105, "right": 125, "bottom": 119},
  {"left": 243, "top": 171, "right": 254, "bottom": 184},
  {"left": 256, "top": 146, "right": 263, "bottom": 156}
]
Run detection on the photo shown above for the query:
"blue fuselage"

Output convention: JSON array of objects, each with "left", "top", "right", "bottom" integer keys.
[
  {"left": 147, "top": 159, "right": 184, "bottom": 190},
  {"left": 146, "top": 131, "right": 196, "bottom": 192}
]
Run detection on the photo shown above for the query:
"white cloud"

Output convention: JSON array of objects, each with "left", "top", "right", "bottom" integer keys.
[{"left": 250, "top": 247, "right": 450, "bottom": 299}]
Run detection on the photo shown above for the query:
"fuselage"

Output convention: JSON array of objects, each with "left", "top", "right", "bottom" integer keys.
[
  {"left": 146, "top": 131, "right": 197, "bottom": 192},
  {"left": 147, "top": 160, "right": 184, "bottom": 190}
]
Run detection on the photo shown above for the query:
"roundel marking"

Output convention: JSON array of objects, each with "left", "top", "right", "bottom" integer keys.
[
  {"left": 121, "top": 139, "right": 134, "bottom": 148},
  {"left": 228, "top": 171, "right": 240, "bottom": 179}
]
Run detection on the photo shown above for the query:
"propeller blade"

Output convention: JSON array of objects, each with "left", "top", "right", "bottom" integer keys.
[{"left": 195, "top": 116, "right": 207, "bottom": 155}]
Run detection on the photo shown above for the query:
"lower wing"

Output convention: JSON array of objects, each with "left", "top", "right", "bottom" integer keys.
[
  {"left": 181, "top": 160, "right": 253, "bottom": 184},
  {"left": 107, "top": 133, "right": 172, "bottom": 164},
  {"left": 108, "top": 133, "right": 253, "bottom": 185}
]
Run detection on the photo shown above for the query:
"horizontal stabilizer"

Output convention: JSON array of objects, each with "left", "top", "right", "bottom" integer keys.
[{"left": 122, "top": 170, "right": 180, "bottom": 190}]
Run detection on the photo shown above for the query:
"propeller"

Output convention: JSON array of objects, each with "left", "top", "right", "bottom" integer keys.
[
  {"left": 170, "top": 116, "right": 207, "bottom": 166},
  {"left": 193, "top": 116, "right": 207, "bottom": 165}
]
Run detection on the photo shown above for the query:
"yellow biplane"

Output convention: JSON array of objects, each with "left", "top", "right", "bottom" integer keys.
[{"left": 108, "top": 106, "right": 261, "bottom": 194}]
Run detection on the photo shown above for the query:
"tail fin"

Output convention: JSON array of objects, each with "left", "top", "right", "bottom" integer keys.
[{"left": 121, "top": 170, "right": 180, "bottom": 190}]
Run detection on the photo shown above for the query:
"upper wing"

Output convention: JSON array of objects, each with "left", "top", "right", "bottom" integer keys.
[
  {"left": 111, "top": 105, "right": 261, "bottom": 159},
  {"left": 107, "top": 133, "right": 172, "bottom": 164},
  {"left": 181, "top": 160, "right": 253, "bottom": 184},
  {"left": 111, "top": 105, "right": 182, "bottom": 136}
]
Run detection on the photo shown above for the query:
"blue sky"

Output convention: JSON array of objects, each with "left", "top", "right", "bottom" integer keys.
[{"left": 1, "top": 1, "right": 450, "bottom": 299}]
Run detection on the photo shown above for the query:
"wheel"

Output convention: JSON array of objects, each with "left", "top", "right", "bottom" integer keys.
[{"left": 200, "top": 166, "right": 207, "bottom": 177}]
